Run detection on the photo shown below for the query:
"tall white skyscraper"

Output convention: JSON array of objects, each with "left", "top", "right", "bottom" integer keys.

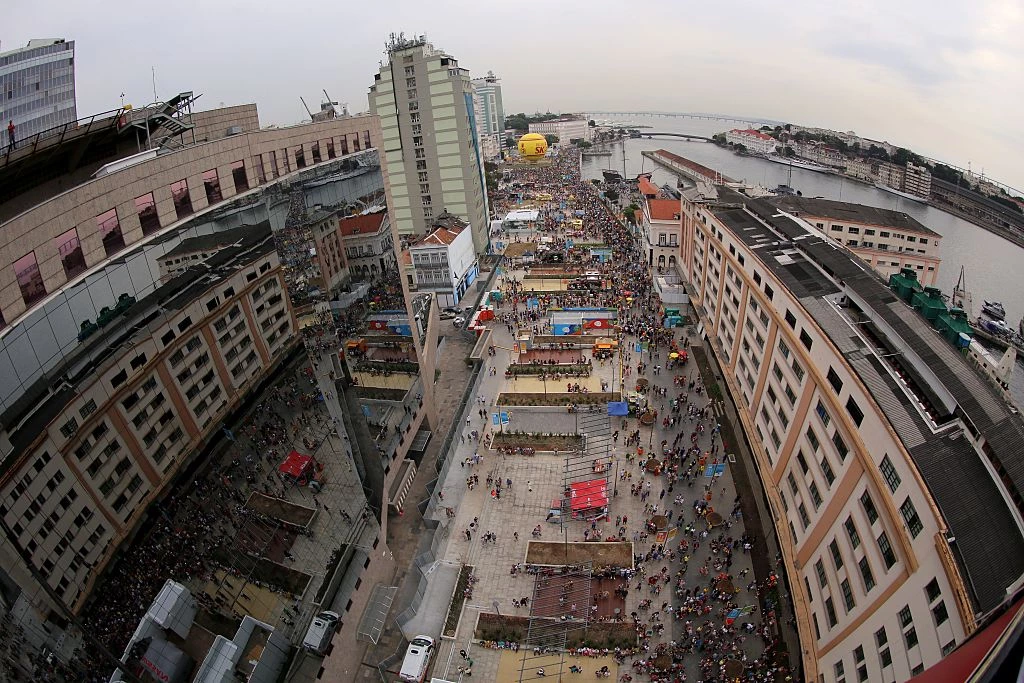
[
  {"left": 369, "top": 35, "right": 489, "bottom": 254},
  {"left": 0, "top": 39, "right": 77, "bottom": 141}
]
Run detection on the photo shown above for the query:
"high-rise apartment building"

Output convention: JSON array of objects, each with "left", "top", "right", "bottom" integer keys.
[
  {"left": 0, "top": 39, "right": 77, "bottom": 141},
  {"left": 471, "top": 71, "right": 505, "bottom": 137},
  {"left": 369, "top": 34, "right": 489, "bottom": 253},
  {"left": 680, "top": 185, "right": 1024, "bottom": 682}
]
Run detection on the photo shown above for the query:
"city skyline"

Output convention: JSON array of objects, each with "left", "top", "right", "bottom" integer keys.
[{"left": 6, "top": 0, "right": 1023, "bottom": 190}]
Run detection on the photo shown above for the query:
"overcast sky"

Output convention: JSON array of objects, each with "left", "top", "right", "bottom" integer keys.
[{"left": 7, "top": 0, "right": 1023, "bottom": 190}]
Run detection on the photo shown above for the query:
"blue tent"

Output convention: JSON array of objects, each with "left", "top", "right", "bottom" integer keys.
[{"left": 607, "top": 402, "right": 629, "bottom": 416}]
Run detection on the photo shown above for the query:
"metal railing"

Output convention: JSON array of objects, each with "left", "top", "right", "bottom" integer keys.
[{"left": 2, "top": 107, "right": 125, "bottom": 167}]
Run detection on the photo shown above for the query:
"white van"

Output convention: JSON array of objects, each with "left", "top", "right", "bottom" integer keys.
[
  {"left": 398, "top": 635, "right": 435, "bottom": 682},
  {"left": 302, "top": 611, "right": 340, "bottom": 655}
]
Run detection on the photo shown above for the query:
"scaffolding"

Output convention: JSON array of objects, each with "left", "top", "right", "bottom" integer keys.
[{"left": 517, "top": 406, "right": 614, "bottom": 682}]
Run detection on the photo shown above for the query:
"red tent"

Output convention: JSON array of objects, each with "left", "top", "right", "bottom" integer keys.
[
  {"left": 570, "top": 479, "right": 609, "bottom": 514},
  {"left": 278, "top": 450, "right": 313, "bottom": 480}
]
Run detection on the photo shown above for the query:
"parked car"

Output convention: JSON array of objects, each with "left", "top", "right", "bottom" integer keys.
[{"left": 453, "top": 316, "right": 466, "bottom": 327}]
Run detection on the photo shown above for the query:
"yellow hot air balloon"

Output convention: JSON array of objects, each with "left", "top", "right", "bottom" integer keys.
[{"left": 517, "top": 133, "right": 548, "bottom": 160}]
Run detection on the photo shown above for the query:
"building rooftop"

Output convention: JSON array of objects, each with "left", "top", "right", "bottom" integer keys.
[
  {"left": 638, "top": 177, "right": 660, "bottom": 197},
  {"left": 338, "top": 210, "right": 387, "bottom": 237},
  {"left": 705, "top": 188, "right": 1024, "bottom": 613},
  {"left": 647, "top": 199, "right": 681, "bottom": 222},
  {"left": 730, "top": 128, "right": 775, "bottom": 141},
  {"left": 653, "top": 149, "right": 735, "bottom": 183},
  {"left": 162, "top": 223, "right": 272, "bottom": 259},
  {"left": 765, "top": 194, "right": 941, "bottom": 237}
]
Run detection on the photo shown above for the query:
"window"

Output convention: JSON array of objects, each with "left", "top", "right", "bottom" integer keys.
[
  {"left": 806, "top": 427, "right": 820, "bottom": 452},
  {"left": 97, "top": 208, "right": 127, "bottom": 256},
  {"left": 878, "top": 532, "right": 897, "bottom": 569},
  {"left": 14, "top": 251, "right": 46, "bottom": 305},
  {"left": 326, "top": 139, "right": 336, "bottom": 159},
  {"left": 861, "top": 491, "right": 879, "bottom": 523},
  {"left": 135, "top": 192, "right": 161, "bottom": 235},
  {"left": 816, "top": 400, "right": 831, "bottom": 427},
  {"left": 841, "top": 579, "right": 856, "bottom": 611},
  {"left": 171, "top": 179, "right": 193, "bottom": 219},
  {"left": 905, "top": 626, "right": 919, "bottom": 649},
  {"left": 295, "top": 146, "right": 306, "bottom": 168},
  {"left": 832, "top": 431, "right": 849, "bottom": 461},
  {"left": 784, "top": 309, "right": 796, "bottom": 328},
  {"left": 59, "top": 418, "right": 78, "bottom": 439},
  {"left": 311, "top": 141, "right": 322, "bottom": 163},
  {"left": 834, "top": 661, "right": 845, "bottom": 681},
  {"left": 844, "top": 517, "right": 861, "bottom": 548},
  {"left": 820, "top": 457, "right": 836, "bottom": 486},
  {"left": 846, "top": 396, "right": 864, "bottom": 426},
  {"left": 55, "top": 228, "right": 86, "bottom": 279},
  {"left": 925, "top": 578, "right": 941, "bottom": 603},
  {"left": 778, "top": 339, "right": 790, "bottom": 359},
  {"left": 941, "top": 640, "right": 956, "bottom": 656},
  {"left": 231, "top": 160, "right": 249, "bottom": 193},
  {"left": 792, "top": 360, "right": 805, "bottom": 382},
  {"left": 830, "top": 539, "right": 843, "bottom": 569},
  {"left": 827, "top": 367, "right": 843, "bottom": 394},
  {"left": 879, "top": 455, "right": 901, "bottom": 492},
  {"left": 202, "top": 168, "right": 223, "bottom": 204},
  {"left": 764, "top": 284, "right": 774, "bottom": 300},
  {"left": 933, "top": 601, "right": 948, "bottom": 626},
  {"left": 900, "top": 497, "right": 923, "bottom": 537},
  {"left": 815, "top": 559, "right": 828, "bottom": 587},
  {"left": 798, "top": 503, "right": 810, "bottom": 529},
  {"left": 797, "top": 451, "right": 809, "bottom": 474},
  {"left": 810, "top": 482, "right": 822, "bottom": 509},
  {"left": 800, "top": 330, "right": 813, "bottom": 350},
  {"left": 79, "top": 399, "right": 97, "bottom": 419},
  {"left": 899, "top": 605, "right": 913, "bottom": 628},
  {"left": 859, "top": 556, "right": 875, "bottom": 592},
  {"left": 825, "top": 596, "right": 837, "bottom": 627}
]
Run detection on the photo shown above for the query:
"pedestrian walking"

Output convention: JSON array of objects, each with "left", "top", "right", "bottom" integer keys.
[{"left": 6, "top": 120, "right": 14, "bottom": 152}]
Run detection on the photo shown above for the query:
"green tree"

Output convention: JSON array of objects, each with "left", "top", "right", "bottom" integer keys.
[
  {"left": 930, "top": 163, "right": 962, "bottom": 184},
  {"left": 623, "top": 206, "right": 636, "bottom": 224},
  {"left": 574, "top": 140, "right": 593, "bottom": 149},
  {"left": 505, "top": 135, "right": 516, "bottom": 148},
  {"left": 733, "top": 143, "right": 747, "bottom": 153},
  {"left": 544, "top": 134, "right": 559, "bottom": 145},
  {"left": 588, "top": 119, "right": 597, "bottom": 127},
  {"left": 783, "top": 146, "right": 796, "bottom": 157}
]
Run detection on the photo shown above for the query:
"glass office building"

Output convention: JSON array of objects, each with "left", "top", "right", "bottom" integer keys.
[{"left": 0, "top": 39, "right": 77, "bottom": 142}]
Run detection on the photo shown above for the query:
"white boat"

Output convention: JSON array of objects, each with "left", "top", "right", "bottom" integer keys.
[
  {"left": 874, "top": 182, "right": 928, "bottom": 204},
  {"left": 765, "top": 154, "right": 833, "bottom": 174},
  {"left": 982, "top": 300, "right": 1006, "bottom": 321}
]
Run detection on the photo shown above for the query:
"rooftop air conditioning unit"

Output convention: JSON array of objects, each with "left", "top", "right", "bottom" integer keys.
[{"left": 226, "top": 125, "right": 243, "bottom": 136}]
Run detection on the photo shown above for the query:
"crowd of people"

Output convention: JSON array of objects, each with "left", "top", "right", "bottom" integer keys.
[
  {"left": 471, "top": 149, "right": 794, "bottom": 681},
  {"left": 71, "top": 266, "right": 408, "bottom": 681}
]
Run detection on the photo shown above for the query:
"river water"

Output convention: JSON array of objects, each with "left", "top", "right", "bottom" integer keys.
[{"left": 581, "top": 113, "right": 1024, "bottom": 404}]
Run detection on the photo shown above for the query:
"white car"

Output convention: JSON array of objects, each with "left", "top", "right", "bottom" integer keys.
[{"left": 453, "top": 316, "right": 466, "bottom": 327}]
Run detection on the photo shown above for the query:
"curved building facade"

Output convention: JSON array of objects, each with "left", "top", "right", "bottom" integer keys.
[
  {"left": 0, "top": 104, "right": 428, "bottom": 679},
  {"left": 681, "top": 185, "right": 1024, "bottom": 682}
]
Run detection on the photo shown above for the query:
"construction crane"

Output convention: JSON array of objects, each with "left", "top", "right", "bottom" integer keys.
[{"left": 300, "top": 96, "right": 315, "bottom": 121}]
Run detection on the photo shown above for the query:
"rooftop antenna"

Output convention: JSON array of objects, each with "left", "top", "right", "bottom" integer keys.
[
  {"left": 300, "top": 96, "right": 314, "bottom": 121},
  {"left": 151, "top": 67, "right": 157, "bottom": 102}
]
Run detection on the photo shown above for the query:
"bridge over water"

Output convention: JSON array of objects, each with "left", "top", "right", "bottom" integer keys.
[
  {"left": 635, "top": 132, "right": 714, "bottom": 142},
  {"left": 588, "top": 111, "right": 767, "bottom": 126}
]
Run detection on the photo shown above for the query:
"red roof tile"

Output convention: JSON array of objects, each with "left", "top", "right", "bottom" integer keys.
[
  {"left": 730, "top": 128, "right": 775, "bottom": 141},
  {"left": 647, "top": 199, "right": 681, "bottom": 221},
  {"left": 638, "top": 177, "right": 659, "bottom": 197},
  {"left": 338, "top": 211, "right": 387, "bottom": 237}
]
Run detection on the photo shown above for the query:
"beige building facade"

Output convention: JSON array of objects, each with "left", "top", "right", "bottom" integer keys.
[
  {"left": 0, "top": 235, "right": 295, "bottom": 612},
  {"left": 681, "top": 187, "right": 1024, "bottom": 682}
]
